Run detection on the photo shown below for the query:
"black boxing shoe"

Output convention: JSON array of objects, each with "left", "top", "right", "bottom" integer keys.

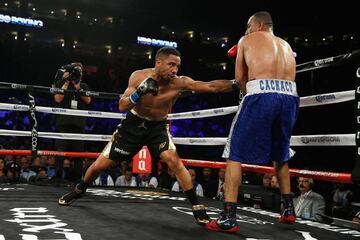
[
  {"left": 192, "top": 204, "right": 210, "bottom": 225},
  {"left": 58, "top": 184, "right": 85, "bottom": 206}
]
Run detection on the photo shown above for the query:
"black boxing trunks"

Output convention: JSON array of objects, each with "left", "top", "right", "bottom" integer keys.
[{"left": 102, "top": 109, "right": 176, "bottom": 162}]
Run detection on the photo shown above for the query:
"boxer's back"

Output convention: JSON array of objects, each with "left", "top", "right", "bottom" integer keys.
[{"left": 244, "top": 32, "right": 296, "bottom": 82}]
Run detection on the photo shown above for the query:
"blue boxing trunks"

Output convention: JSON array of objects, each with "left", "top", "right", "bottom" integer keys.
[{"left": 222, "top": 79, "right": 299, "bottom": 164}]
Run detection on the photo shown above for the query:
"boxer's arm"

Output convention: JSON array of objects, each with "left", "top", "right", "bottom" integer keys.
[
  {"left": 235, "top": 37, "right": 248, "bottom": 93},
  {"left": 180, "top": 76, "right": 237, "bottom": 93},
  {"left": 118, "top": 72, "right": 139, "bottom": 112}
]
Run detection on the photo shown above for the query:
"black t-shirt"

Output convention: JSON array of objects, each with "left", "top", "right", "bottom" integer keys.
[{"left": 55, "top": 82, "right": 90, "bottom": 129}]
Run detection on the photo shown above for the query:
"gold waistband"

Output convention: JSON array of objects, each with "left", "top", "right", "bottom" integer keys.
[{"left": 130, "top": 109, "right": 166, "bottom": 122}]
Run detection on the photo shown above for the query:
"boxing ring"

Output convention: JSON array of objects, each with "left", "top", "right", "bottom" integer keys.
[
  {"left": 0, "top": 50, "right": 360, "bottom": 239},
  {"left": 0, "top": 184, "right": 358, "bottom": 240}
]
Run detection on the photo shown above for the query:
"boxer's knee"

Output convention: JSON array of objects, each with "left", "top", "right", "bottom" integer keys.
[{"left": 161, "top": 150, "right": 183, "bottom": 174}]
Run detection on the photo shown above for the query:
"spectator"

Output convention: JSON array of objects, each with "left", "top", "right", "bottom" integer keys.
[
  {"left": 107, "top": 161, "right": 122, "bottom": 183},
  {"left": 46, "top": 156, "right": 57, "bottom": 179},
  {"left": 215, "top": 168, "right": 226, "bottom": 200},
  {"left": 270, "top": 175, "right": 280, "bottom": 189},
  {"left": 329, "top": 183, "right": 354, "bottom": 220},
  {"left": 172, "top": 169, "right": 204, "bottom": 197},
  {"left": 4, "top": 155, "right": 15, "bottom": 166},
  {"left": 115, "top": 168, "right": 136, "bottom": 187},
  {"left": 119, "top": 160, "right": 129, "bottom": 176},
  {"left": 30, "top": 156, "right": 43, "bottom": 173},
  {"left": 331, "top": 183, "right": 353, "bottom": 208},
  {"left": 40, "top": 156, "right": 48, "bottom": 166},
  {"left": 0, "top": 158, "right": 8, "bottom": 183},
  {"left": 6, "top": 162, "right": 20, "bottom": 183},
  {"left": 19, "top": 156, "right": 36, "bottom": 182},
  {"left": 262, "top": 173, "right": 272, "bottom": 188},
  {"left": 93, "top": 171, "right": 115, "bottom": 186},
  {"left": 32, "top": 167, "right": 49, "bottom": 183},
  {"left": 199, "top": 167, "right": 217, "bottom": 198},
  {"left": 137, "top": 173, "right": 158, "bottom": 188},
  {"left": 59, "top": 158, "right": 80, "bottom": 182},
  {"left": 294, "top": 177, "right": 325, "bottom": 221},
  {"left": 6, "top": 169, "right": 18, "bottom": 183},
  {"left": 38, "top": 167, "right": 48, "bottom": 179}
]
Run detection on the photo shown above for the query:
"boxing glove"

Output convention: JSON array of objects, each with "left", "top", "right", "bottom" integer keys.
[
  {"left": 230, "top": 79, "right": 239, "bottom": 90},
  {"left": 129, "top": 77, "right": 158, "bottom": 104},
  {"left": 227, "top": 44, "right": 238, "bottom": 63}
]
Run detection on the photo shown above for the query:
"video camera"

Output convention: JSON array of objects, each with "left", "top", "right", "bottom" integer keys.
[{"left": 54, "top": 63, "right": 83, "bottom": 87}]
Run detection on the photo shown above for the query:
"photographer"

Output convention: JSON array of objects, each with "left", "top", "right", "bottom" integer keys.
[
  {"left": 54, "top": 62, "right": 91, "bottom": 106},
  {"left": 53, "top": 62, "right": 91, "bottom": 181}
]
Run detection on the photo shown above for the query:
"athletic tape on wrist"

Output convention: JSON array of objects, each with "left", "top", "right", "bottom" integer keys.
[{"left": 129, "top": 91, "right": 140, "bottom": 104}]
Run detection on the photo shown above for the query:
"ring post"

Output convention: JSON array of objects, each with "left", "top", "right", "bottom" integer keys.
[
  {"left": 353, "top": 66, "right": 360, "bottom": 184},
  {"left": 27, "top": 92, "right": 38, "bottom": 156}
]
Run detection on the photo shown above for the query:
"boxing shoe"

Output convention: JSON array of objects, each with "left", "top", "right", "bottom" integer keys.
[
  {"left": 278, "top": 194, "right": 296, "bottom": 224},
  {"left": 205, "top": 202, "right": 239, "bottom": 233},
  {"left": 192, "top": 204, "right": 210, "bottom": 225},
  {"left": 58, "top": 183, "right": 85, "bottom": 206},
  {"left": 205, "top": 211, "right": 239, "bottom": 233},
  {"left": 278, "top": 206, "right": 296, "bottom": 224}
]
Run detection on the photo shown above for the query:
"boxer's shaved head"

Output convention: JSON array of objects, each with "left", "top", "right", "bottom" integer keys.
[{"left": 251, "top": 11, "right": 273, "bottom": 31}]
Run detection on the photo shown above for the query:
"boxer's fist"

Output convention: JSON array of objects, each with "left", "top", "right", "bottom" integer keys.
[
  {"left": 130, "top": 77, "right": 158, "bottom": 104},
  {"left": 227, "top": 44, "right": 238, "bottom": 63},
  {"left": 137, "top": 77, "right": 158, "bottom": 97}
]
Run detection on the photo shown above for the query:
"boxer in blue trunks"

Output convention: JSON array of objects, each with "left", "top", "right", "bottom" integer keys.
[{"left": 206, "top": 11, "right": 299, "bottom": 232}]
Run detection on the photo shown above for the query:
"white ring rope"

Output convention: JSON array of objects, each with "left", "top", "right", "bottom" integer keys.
[
  {"left": 168, "top": 106, "right": 238, "bottom": 120},
  {"left": 0, "top": 129, "right": 354, "bottom": 146},
  {"left": 299, "top": 90, "right": 354, "bottom": 107},
  {"left": 0, "top": 90, "right": 354, "bottom": 120},
  {"left": 0, "top": 103, "right": 126, "bottom": 119}
]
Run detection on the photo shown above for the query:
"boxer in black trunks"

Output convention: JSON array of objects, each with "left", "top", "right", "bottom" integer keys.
[{"left": 58, "top": 47, "right": 237, "bottom": 225}]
